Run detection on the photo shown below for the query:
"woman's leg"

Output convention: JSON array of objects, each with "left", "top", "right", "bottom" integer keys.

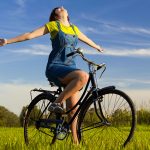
[
  {"left": 50, "top": 70, "right": 88, "bottom": 143},
  {"left": 54, "top": 70, "right": 89, "bottom": 104},
  {"left": 66, "top": 91, "right": 80, "bottom": 144}
]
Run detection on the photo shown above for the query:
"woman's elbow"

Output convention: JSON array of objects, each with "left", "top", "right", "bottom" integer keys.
[
  {"left": 27, "top": 33, "right": 32, "bottom": 40},
  {"left": 24, "top": 32, "right": 34, "bottom": 40}
]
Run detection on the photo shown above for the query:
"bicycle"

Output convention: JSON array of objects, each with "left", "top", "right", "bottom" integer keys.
[{"left": 24, "top": 48, "right": 136, "bottom": 147}]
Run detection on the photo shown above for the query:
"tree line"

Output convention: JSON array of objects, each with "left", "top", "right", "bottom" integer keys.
[
  {"left": 0, "top": 106, "right": 20, "bottom": 127},
  {"left": 0, "top": 105, "right": 150, "bottom": 127}
]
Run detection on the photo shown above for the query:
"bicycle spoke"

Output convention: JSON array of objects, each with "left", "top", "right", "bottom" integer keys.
[
  {"left": 24, "top": 94, "right": 57, "bottom": 145},
  {"left": 27, "top": 128, "right": 39, "bottom": 144},
  {"left": 81, "top": 122, "right": 104, "bottom": 132},
  {"left": 78, "top": 89, "right": 135, "bottom": 147}
]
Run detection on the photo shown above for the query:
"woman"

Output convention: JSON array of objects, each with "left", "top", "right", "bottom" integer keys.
[{"left": 0, "top": 6, "right": 103, "bottom": 144}]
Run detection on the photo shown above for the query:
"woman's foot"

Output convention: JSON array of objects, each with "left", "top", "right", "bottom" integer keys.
[{"left": 48, "top": 103, "right": 64, "bottom": 113}]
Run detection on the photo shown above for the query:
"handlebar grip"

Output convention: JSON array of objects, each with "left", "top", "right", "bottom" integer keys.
[
  {"left": 66, "top": 51, "right": 76, "bottom": 57},
  {"left": 97, "top": 64, "right": 106, "bottom": 70},
  {"left": 97, "top": 66, "right": 102, "bottom": 70}
]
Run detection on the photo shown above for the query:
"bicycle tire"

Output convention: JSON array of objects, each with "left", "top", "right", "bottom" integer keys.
[
  {"left": 24, "top": 92, "right": 57, "bottom": 145},
  {"left": 77, "top": 88, "right": 136, "bottom": 147}
]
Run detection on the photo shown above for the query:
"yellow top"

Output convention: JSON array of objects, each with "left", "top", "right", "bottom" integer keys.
[{"left": 45, "top": 21, "right": 80, "bottom": 39}]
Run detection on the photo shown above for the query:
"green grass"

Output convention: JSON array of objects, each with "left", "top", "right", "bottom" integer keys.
[{"left": 0, "top": 126, "right": 150, "bottom": 150}]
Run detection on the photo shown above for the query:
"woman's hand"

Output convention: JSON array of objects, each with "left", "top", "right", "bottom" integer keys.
[
  {"left": 96, "top": 45, "right": 104, "bottom": 53},
  {"left": 0, "top": 38, "right": 7, "bottom": 46},
  {"left": 78, "top": 31, "right": 104, "bottom": 53}
]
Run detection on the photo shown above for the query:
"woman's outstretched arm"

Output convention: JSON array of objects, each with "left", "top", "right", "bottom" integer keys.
[
  {"left": 0, "top": 25, "right": 49, "bottom": 46},
  {"left": 78, "top": 31, "right": 104, "bottom": 52}
]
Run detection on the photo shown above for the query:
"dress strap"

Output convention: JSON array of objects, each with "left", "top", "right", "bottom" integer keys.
[
  {"left": 56, "top": 21, "right": 61, "bottom": 31},
  {"left": 71, "top": 24, "right": 77, "bottom": 36}
]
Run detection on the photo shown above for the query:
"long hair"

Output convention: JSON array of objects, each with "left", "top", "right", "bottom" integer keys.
[
  {"left": 49, "top": 7, "right": 70, "bottom": 22},
  {"left": 49, "top": 7, "right": 59, "bottom": 22}
]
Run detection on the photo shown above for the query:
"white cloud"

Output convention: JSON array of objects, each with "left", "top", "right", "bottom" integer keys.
[
  {"left": 15, "top": 0, "right": 26, "bottom": 8},
  {"left": 0, "top": 82, "right": 149, "bottom": 115},
  {"left": 102, "top": 39, "right": 150, "bottom": 47},
  {"left": 81, "top": 14, "right": 150, "bottom": 36},
  {"left": 123, "top": 89, "right": 150, "bottom": 110},
  {"left": 97, "top": 78, "right": 150, "bottom": 109},
  {"left": 10, "top": 43, "right": 150, "bottom": 58},
  {"left": 0, "top": 82, "right": 55, "bottom": 115},
  {"left": 79, "top": 26, "right": 101, "bottom": 35},
  {"left": 123, "top": 78, "right": 150, "bottom": 85},
  {"left": 105, "top": 48, "right": 150, "bottom": 57},
  {"left": 12, "top": 44, "right": 50, "bottom": 56},
  {"left": 99, "top": 78, "right": 150, "bottom": 89},
  {"left": 13, "top": 0, "right": 27, "bottom": 15},
  {"left": 82, "top": 47, "right": 150, "bottom": 57},
  {"left": 107, "top": 25, "right": 150, "bottom": 36}
]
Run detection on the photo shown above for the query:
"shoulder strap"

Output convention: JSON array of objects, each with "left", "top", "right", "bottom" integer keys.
[
  {"left": 71, "top": 24, "right": 77, "bottom": 36},
  {"left": 56, "top": 21, "right": 61, "bottom": 31}
]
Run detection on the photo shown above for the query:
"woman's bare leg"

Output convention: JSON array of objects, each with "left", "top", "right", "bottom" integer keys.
[
  {"left": 51, "top": 70, "right": 88, "bottom": 144},
  {"left": 66, "top": 91, "right": 80, "bottom": 144},
  {"left": 54, "top": 70, "right": 89, "bottom": 104}
]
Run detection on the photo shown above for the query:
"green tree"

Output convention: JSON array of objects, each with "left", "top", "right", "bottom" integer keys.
[
  {"left": 0, "top": 106, "right": 20, "bottom": 127},
  {"left": 19, "top": 106, "right": 28, "bottom": 127},
  {"left": 19, "top": 105, "right": 42, "bottom": 126},
  {"left": 137, "top": 109, "right": 150, "bottom": 125}
]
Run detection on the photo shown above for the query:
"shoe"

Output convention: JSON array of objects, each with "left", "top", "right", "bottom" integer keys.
[{"left": 48, "top": 103, "right": 64, "bottom": 114}]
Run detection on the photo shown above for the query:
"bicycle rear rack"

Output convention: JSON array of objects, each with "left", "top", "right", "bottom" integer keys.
[{"left": 30, "top": 87, "right": 62, "bottom": 101}]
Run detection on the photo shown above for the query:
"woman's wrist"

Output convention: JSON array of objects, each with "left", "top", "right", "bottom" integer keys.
[
  {"left": 4, "top": 39, "right": 8, "bottom": 45},
  {"left": 96, "top": 45, "right": 103, "bottom": 52}
]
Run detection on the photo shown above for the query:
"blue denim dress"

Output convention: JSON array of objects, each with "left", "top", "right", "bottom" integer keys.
[{"left": 45, "top": 21, "right": 80, "bottom": 86}]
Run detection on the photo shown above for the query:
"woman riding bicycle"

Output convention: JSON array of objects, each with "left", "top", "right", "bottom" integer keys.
[{"left": 0, "top": 6, "right": 103, "bottom": 144}]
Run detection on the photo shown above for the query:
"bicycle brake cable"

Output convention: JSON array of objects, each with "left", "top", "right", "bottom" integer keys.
[{"left": 99, "top": 66, "right": 106, "bottom": 79}]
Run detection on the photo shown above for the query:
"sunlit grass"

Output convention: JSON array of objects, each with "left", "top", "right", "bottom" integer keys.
[{"left": 0, "top": 126, "right": 150, "bottom": 150}]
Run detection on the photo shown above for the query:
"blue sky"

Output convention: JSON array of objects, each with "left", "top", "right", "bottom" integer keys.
[{"left": 0, "top": 0, "right": 150, "bottom": 115}]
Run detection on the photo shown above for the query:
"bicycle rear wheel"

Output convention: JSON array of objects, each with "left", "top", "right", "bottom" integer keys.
[
  {"left": 77, "top": 88, "right": 136, "bottom": 148},
  {"left": 24, "top": 93, "right": 57, "bottom": 145}
]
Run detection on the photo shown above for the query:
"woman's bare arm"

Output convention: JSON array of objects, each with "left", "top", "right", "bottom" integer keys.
[
  {"left": 78, "top": 31, "right": 103, "bottom": 52},
  {"left": 0, "top": 25, "right": 49, "bottom": 46}
]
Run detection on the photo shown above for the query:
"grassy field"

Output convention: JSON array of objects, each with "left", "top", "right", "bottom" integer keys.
[{"left": 0, "top": 126, "right": 150, "bottom": 150}]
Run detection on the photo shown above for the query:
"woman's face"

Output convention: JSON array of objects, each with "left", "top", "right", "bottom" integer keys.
[{"left": 55, "top": 6, "right": 68, "bottom": 19}]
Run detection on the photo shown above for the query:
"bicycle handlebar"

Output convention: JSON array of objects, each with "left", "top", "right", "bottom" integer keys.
[
  {"left": 67, "top": 47, "right": 106, "bottom": 70},
  {"left": 66, "top": 47, "right": 83, "bottom": 57}
]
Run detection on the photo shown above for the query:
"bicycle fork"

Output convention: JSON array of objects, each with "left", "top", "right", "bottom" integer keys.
[{"left": 92, "top": 89, "right": 111, "bottom": 125}]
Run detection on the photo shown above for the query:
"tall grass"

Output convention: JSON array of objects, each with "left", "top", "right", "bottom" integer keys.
[{"left": 0, "top": 126, "right": 150, "bottom": 150}]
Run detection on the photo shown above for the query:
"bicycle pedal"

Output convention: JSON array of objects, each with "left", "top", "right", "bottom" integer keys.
[{"left": 61, "top": 113, "right": 68, "bottom": 117}]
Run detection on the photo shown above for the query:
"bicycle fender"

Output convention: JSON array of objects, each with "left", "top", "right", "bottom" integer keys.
[
  {"left": 98, "top": 86, "right": 116, "bottom": 93},
  {"left": 88, "top": 86, "right": 116, "bottom": 101}
]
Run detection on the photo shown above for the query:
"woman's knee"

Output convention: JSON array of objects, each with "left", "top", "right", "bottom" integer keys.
[
  {"left": 59, "top": 70, "right": 89, "bottom": 85},
  {"left": 77, "top": 71, "right": 89, "bottom": 85}
]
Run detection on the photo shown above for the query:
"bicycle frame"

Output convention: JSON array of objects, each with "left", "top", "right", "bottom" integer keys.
[
  {"left": 29, "top": 49, "right": 108, "bottom": 127},
  {"left": 65, "top": 63, "right": 103, "bottom": 125}
]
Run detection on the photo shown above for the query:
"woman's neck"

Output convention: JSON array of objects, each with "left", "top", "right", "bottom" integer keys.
[{"left": 59, "top": 17, "right": 70, "bottom": 27}]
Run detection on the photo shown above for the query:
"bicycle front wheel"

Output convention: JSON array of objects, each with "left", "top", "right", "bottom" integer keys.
[
  {"left": 77, "top": 88, "right": 136, "bottom": 148},
  {"left": 24, "top": 93, "right": 57, "bottom": 145}
]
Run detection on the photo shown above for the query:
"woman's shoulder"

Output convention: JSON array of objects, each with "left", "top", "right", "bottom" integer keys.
[
  {"left": 46, "top": 21, "right": 57, "bottom": 27},
  {"left": 45, "top": 21, "right": 58, "bottom": 32},
  {"left": 70, "top": 23, "right": 78, "bottom": 28},
  {"left": 71, "top": 23, "right": 80, "bottom": 35},
  {"left": 70, "top": 23, "right": 79, "bottom": 29}
]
